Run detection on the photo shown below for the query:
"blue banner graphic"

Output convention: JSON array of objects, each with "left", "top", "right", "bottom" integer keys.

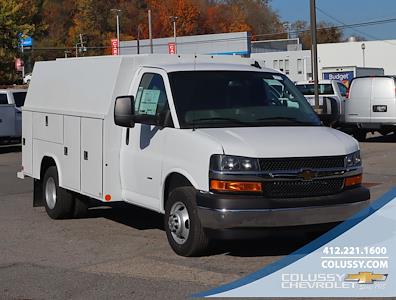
[{"left": 195, "top": 188, "right": 396, "bottom": 298}]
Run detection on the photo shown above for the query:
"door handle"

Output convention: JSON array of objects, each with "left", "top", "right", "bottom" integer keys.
[
  {"left": 126, "top": 128, "right": 130, "bottom": 145},
  {"left": 84, "top": 151, "right": 88, "bottom": 160},
  {"left": 45, "top": 116, "right": 48, "bottom": 126},
  {"left": 64, "top": 147, "right": 68, "bottom": 156}
]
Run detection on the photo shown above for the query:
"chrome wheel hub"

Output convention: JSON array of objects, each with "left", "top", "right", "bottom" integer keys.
[
  {"left": 45, "top": 177, "right": 57, "bottom": 210},
  {"left": 168, "top": 201, "right": 190, "bottom": 245}
]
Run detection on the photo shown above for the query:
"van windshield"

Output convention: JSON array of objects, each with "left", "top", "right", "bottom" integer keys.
[
  {"left": 168, "top": 71, "right": 320, "bottom": 129},
  {"left": 296, "top": 83, "right": 334, "bottom": 95}
]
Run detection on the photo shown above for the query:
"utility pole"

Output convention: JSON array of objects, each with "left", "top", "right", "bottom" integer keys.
[
  {"left": 21, "top": 44, "right": 25, "bottom": 79},
  {"left": 283, "top": 22, "right": 291, "bottom": 39},
  {"left": 170, "top": 16, "right": 178, "bottom": 53},
  {"left": 137, "top": 25, "right": 141, "bottom": 54},
  {"left": 111, "top": 9, "right": 122, "bottom": 55},
  {"left": 148, "top": 9, "right": 153, "bottom": 53},
  {"left": 310, "top": 0, "right": 320, "bottom": 113},
  {"left": 75, "top": 34, "right": 87, "bottom": 57}
]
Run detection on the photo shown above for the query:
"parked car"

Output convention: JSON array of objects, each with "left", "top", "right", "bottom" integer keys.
[
  {"left": 18, "top": 55, "right": 370, "bottom": 256},
  {"left": 345, "top": 76, "right": 396, "bottom": 141},
  {"left": 0, "top": 88, "right": 27, "bottom": 143},
  {"left": 295, "top": 80, "right": 348, "bottom": 125}
]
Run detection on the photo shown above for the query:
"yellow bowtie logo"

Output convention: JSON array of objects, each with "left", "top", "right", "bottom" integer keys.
[{"left": 345, "top": 272, "right": 388, "bottom": 284}]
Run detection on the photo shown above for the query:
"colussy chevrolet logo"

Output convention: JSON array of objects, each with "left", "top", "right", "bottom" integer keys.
[{"left": 344, "top": 272, "right": 388, "bottom": 284}]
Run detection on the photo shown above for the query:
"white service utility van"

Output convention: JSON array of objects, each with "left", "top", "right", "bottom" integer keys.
[
  {"left": 345, "top": 76, "right": 396, "bottom": 141},
  {"left": 18, "top": 55, "right": 370, "bottom": 256}
]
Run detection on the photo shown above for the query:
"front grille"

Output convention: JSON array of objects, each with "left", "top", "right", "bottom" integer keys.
[
  {"left": 264, "top": 178, "right": 344, "bottom": 198},
  {"left": 259, "top": 156, "right": 345, "bottom": 172}
]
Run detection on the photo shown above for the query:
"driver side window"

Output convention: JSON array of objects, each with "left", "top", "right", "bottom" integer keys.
[{"left": 135, "top": 73, "right": 168, "bottom": 116}]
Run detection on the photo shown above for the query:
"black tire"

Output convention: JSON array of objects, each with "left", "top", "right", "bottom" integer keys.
[
  {"left": 73, "top": 194, "right": 89, "bottom": 218},
  {"left": 353, "top": 130, "right": 367, "bottom": 142},
  {"left": 165, "top": 187, "right": 209, "bottom": 257},
  {"left": 42, "top": 166, "right": 74, "bottom": 219}
]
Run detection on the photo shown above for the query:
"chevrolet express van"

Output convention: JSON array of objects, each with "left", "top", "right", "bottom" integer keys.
[
  {"left": 346, "top": 76, "right": 396, "bottom": 140},
  {"left": 18, "top": 55, "right": 370, "bottom": 256}
]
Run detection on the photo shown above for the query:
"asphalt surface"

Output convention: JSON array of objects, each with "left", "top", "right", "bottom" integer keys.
[{"left": 0, "top": 133, "right": 395, "bottom": 300}]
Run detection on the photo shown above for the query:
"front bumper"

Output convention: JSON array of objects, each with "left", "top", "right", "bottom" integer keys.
[{"left": 197, "top": 187, "right": 370, "bottom": 229}]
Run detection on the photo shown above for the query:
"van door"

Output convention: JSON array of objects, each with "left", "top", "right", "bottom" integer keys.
[
  {"left": 121, "top": 68, "right": 174, "bottom": 211},
  {"left": 370, "top": 77, "right": 396, "bottom": 123},
  {"left": 346, "top": 78, "right": 372, "bottom": 123}
]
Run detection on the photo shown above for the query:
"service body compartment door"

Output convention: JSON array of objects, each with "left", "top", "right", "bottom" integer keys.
[
  {"left": 62, "top": 116, "right": 81, "bottom": 191},
  {"left": 22, "top": 110, "right": 33, "bottom": 175},
  {"left": 32, "top": 112, "right": 64, "bottom": 144},
  {"left": 81, "top": 118, "right": 103, "bottom": 198}
]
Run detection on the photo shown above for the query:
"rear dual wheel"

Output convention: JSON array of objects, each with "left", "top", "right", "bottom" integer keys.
[{"left": 43, "top": 166, "right": 88, "bottom": 219}]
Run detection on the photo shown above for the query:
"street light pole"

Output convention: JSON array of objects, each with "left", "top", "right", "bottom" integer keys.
[
  {"left": 111, "top": 9, "right": 122, "bottom": 55},
  {"left": 361, "top": 43, "right": 366, "bottom": 67},
  {"left": 148, "top": 9, "right": 153, "bottom": 54},
  {"left": 137, "top": 25, "right": 141, "bottom": 54},
  {"left": 310, "top": 0, "right": 320, "bottom": 113},
  {"left": 170, "top": 16, "right": 178, "bottom": 53}
]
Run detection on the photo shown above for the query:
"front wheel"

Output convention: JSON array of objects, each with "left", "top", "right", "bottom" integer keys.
[{"left": 165, "top": 187, "right": 209, "bottom": 256}]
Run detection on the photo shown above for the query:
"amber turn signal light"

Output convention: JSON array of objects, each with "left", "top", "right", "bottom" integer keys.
[
  {"left": 344, "top": 175, "right": 362, "bottom": 187},
  {"left": 210, "top": 180, "right": 262, "bottom": 192}
]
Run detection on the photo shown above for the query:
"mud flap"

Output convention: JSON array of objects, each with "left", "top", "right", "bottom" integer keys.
[{"left": 33, "top": 178, "right": 44, "bottom": 207}]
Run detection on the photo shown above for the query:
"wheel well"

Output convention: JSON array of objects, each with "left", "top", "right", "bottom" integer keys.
[
  {"left": 40, "top": 156, "right": 56, "bottom": 180},
  {"left": 164, "top": 173, "right": 193, "bottom": 208}
]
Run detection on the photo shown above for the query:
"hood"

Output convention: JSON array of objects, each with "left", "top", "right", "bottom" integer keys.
[{"left": 196, "top": 126, "right": 358, "bottom": 158}]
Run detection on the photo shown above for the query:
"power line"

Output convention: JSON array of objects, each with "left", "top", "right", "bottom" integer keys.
[
  {"left": 254, "top": 16, "right": 396, "bottom": 40},
  {"left": 316, "top": 6, "right": 396, "bottom": 46}
]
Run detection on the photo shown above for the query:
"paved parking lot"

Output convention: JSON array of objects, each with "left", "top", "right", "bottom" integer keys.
[{"left": 1, "top": 133, "right": 395, "bottom": 299}]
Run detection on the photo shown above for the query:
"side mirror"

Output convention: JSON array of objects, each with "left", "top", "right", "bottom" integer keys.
[
  {"left": 114, "top": 96, "right": 135, "bottom": 128},
  {"left": 319, "top": 96, "right": 339, "bottom": 127}
]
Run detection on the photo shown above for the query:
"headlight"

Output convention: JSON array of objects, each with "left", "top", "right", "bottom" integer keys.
[
  {"left": 345, "top": 151, "right": 361, "bottom": 168},
  {"left": 210, "top": 155, "right": 259, "bottom": 172}
]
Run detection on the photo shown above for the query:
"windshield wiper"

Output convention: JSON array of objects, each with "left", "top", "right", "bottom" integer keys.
[
  {"left": 188, "top": 117, "right": 251, "bottom": 125},
  {"left": 255, "top": 117, "right": 318, "bottom": 125}
]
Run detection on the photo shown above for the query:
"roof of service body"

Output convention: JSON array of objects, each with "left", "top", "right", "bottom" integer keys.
[{"left": 23, "top": 54, "right": 280, "bottom": 118}]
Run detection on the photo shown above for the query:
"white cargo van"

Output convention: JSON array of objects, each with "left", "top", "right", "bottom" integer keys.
[
  {"left": 345, "top": 76, "right": 396, "bottom": 140},
  {"left": 18, "top": 55, "right": 369, "bottom": 256}
]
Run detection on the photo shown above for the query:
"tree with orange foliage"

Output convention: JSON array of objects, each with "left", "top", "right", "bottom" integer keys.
[{"left": 143, "top": 0, "right": 200, "bottom": 38}]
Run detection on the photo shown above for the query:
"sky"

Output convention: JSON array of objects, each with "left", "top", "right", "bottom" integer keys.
[{"left": 271, "top": 0, "right": 396, "bottom": 41}]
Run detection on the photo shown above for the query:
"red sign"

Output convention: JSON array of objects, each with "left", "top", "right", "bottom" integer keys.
[
  {"left": 111, "top": 38, "right": 119, "bottom": 56},
  {"left": 168, "top": 42, "right": 177, "bottom": 54},
  {"left": 15, "top": 58, "right": 23, "bottom": 71}
]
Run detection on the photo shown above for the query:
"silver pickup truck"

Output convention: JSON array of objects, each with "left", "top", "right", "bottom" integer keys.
[{"left": 0, "top": 88, "right": 27, "bottom": 144}]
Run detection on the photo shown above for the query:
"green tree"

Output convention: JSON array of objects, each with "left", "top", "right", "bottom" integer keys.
[{"left": 0, "top": 0, "right": 45, "bottom": 84}]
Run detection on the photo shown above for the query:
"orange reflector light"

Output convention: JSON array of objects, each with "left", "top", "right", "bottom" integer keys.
[
  {"left": 105, "top": 194, "right": 112, "bottom": 201},
  {"left": 344, "top": 175, "right": 362, "bottom": 187},
  {"left": 210, "top": 180, "right": 262, "bottom": 192}
]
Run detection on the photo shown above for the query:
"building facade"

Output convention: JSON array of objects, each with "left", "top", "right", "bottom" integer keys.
[{"left": 252, "top": 39, "right": 396, "bottom": 82}]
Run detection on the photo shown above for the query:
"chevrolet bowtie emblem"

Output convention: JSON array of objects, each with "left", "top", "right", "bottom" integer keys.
[
  {"left": 345, "top": 272, "right": 388, "bottom": 284},
  {"left": 298, "top": 169, "right": 317, "bottom": 181}
]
